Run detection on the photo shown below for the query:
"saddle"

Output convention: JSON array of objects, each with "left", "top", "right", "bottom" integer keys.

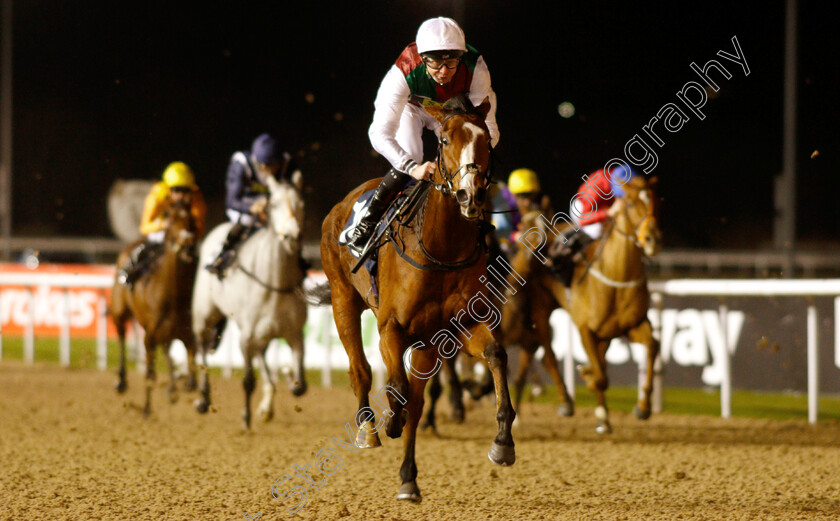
[{"left": 337, "top": 181, "right": 431, "bottom": 301}]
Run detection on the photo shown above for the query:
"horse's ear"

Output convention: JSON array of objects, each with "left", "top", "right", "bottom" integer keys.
[
  {"left": 423, "top": 104, "right": 450, "bottom": 124},
  {"left": 290, "top": 169, "right": 303, "bottom": 191},
  {"left": 476, "top": 96, "right": 491, "bottom": 119}
]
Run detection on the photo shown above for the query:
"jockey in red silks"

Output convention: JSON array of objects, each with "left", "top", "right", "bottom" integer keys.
[{"left": 555, "top": 164, "right": 638, "bottom": 261}]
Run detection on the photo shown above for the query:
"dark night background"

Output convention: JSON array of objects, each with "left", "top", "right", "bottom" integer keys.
[{"left": 6, "top": 1, "right": 839, "bottom": 250}]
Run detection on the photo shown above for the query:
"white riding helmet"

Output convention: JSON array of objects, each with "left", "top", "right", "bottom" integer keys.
[{"left": 416, "top": 17, "right": 467, "bottom": 55}]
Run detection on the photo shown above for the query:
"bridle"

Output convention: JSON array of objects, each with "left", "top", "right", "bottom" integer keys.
[
  {"left": 614, "top": 188, "right": 657, "bottom": 253},
  {"left": 431, "top": 110, "right": 493, "bottom": 205}
]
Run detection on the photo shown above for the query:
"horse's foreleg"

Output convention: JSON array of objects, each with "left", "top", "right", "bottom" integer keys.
[
  {"left": 143, "top": 337, "right": 157, "bottom": 417},
  {"left": 397, "top": 350, "right": 435, "bottom": 503},
  {"left": 288, "top": 330, "right": 307, "bottom": 397},
  {"left": 578, "top": 328, "right": 611, "bottom": 434},
  {"left": 332, "top": 296, "right": 378, "bottom": 447},
  {"left": 533, "top": 317, "right": 574, "bottom": 417},
  {"left": 165, "top": 348, "right": 178, "bottom": 404},
  {"left": 443, "top": 355, "right": 465, "bottom": 423},
  {"left": 627, "top": 319, "right": 659, "bottom": 420},
  {"left": 256, "top": 351, "right": 276, "bottom": 422},
  {"left": 242, "top": 345, "right": 256, "bottom": 430},
  {"left": 115, "top": 319, "right": 128, "bottom": 394},
  {"left": 464, "top": 330, "right": 515, "bottom": 466},
  {"left": 379, "top": 320, "right": 409, "bottom": 440}
]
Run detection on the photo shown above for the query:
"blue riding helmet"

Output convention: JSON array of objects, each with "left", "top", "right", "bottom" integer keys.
[{"left": 608, "top": 165, "right": 638, "bottom": 198}]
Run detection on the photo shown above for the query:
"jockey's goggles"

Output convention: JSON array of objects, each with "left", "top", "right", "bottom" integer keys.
[{"left": 423, "top": 55, "right": 461, "bottom": 71}]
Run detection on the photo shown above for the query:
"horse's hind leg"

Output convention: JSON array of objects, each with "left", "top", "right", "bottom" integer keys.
[
  {"left": 288, "top": 329, "right": 307, "bottom": 397},
  {"left": 421, "top": 371, "right": 442, "bottom": 432},
  {"left": 627, "top": 319, "right": 659, "bottom": 420},
  {"left": 443, "top": 355, "right": 465, "bottom": 423},
  {"left": 512, "top": 346, "right": 534, "bottom": 415},
  {"left": 182, "top": 334, "right": 198, "bottom": 392},
  {"left": 114, "top": 316, "right": 128, "bottom": 394},
  {"left": 379, "top": 320, "right": 410, "bottom": 440},
  {"left": 578, "top": 328, "right": 611, "bottom": 434},
  {"left": 332, "top": 291, "right": 379, "bottom": 447},
  {"left": 193, "top": 311, "right": 225, "bottom": 414},
  {"left": 256, "top": 351, "right": 276, "bottom": 422}
]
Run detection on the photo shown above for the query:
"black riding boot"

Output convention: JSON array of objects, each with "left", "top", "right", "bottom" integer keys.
[
  {"left": 206, "top": 222, "right": 249, "bottom": 279},
  {"left": 118, "top": 241, "right": 161, "bottom": 287},
  {"left": 548, "top": 228, "right": 594, "bottom": 287},
  {"left": 347, "top": 168, "right": 412, "bottom": 251}
]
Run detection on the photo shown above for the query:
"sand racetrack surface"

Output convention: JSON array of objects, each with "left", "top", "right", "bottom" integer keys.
[{"left": 2, "top": 362, "right": 840, "bottom": 521}]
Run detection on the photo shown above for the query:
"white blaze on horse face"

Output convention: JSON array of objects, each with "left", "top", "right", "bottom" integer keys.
[
  {"left": 269, "top": 183, "right": 302, "bottom": 241},
  {"left": 456, "top": 122, "right": 484, "bottom": 219}
]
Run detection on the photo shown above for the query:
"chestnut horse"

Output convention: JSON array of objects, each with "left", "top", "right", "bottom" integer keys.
[
  {"left": 510, "top": 174, "right": 662, "bottom": 433},
  {"left": 110, "top": 200, "right": 199, "bottom": 415},
  {"left": 320, "top": 97, "right": 515, "bottom": 502}
]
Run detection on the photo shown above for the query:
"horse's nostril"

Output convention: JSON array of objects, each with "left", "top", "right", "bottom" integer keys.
[{"left": 455, "top": 189, "right": 469, "bottom": 205}]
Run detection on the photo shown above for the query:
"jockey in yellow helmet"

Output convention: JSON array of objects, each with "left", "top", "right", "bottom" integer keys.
[{"left": 118, "top": 162, "right": 207, "bottom": 287}]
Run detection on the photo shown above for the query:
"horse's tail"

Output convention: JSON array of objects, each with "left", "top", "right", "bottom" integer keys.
[{"left": 303, "top": 281, "right": 332, "bottom": 306}]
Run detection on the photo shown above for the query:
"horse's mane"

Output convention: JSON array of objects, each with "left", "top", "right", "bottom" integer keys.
[{"left": 443, "top": 94, "right": 482, "bottom": 118}]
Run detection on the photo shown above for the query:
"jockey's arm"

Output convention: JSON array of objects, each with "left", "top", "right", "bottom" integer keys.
[
  {"left": 468, "top": 56, "right": 500, "bottom": 147},
  {"left": 139, "top": 182, "right": 169, "bottom": 236},
  {"left": 225, "top": 158, "right": 265, "bottom": 215},
  {"left": 368, "top": 66, "right": 422, "bottom": 176}
]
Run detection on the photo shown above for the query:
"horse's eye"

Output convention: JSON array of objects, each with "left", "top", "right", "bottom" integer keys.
[{"left": 441, "top": 137, "right": 449, "bottom": 145}]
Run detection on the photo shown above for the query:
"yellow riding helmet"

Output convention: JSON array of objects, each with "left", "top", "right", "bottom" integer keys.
[
  {"left": 508, "top": 168, "right": 540, "bottom": 194},
  {"left": 162, "top": 161, "right": 196, "bottom": 188}
]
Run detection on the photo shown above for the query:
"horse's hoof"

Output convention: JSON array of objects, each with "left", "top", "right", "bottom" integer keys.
[
  {"left": 355, "top": 422, "right": 382, "bottom": 448},
  {"left": 396, "top": 481, "right": 422, "bottom": 502},
  {"left": 634, "top": 404, "right": 651, "bottom": 420},
  {"left": 451, "top": 407, "right": 465, "bottom": 424},
  {"left": 557, "top": 403, "right": 574, "bottom": 417},
  {"left": 115, "top": 380, "right": 127, "bottom": 394},
  {"left": 194, "top": 399, "right": 209, "bottom": 414},
  {"left": 596, "top": 420, "right": 613, "bottom": 435},
  {"left": 242, "top": 410, "right": 251, "bottom": 430},
  {"left": 488, "top": 441, "right": 516, "bottom": 466},
  {"left": 290, "top": 381, "right": 307, "bottom": 397},
  {"left": 260, "top": 409, "right": 274, "bottom": 423}
]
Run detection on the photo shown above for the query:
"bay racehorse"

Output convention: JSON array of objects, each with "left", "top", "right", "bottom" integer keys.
[
  {"left": 320, "top": 96, "right": 516, "bottom": 502},
  {"left": 514, "top": 174, "right": 662, "bottom": 433},
  {"left": 191, "top": 173, "right": 306, "bottom": 429},
  {"left": 110, "top": 200, "right": 199, "bottom": 415}
]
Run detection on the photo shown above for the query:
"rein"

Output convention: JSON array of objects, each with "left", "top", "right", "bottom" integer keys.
[
  {"left": 386, "top": 109, "right": 491, "bottom": 272},
  {"left": 235, "top": 262, "right": 301, "bottom": 294},
  {"left": 576, "top": 189, "right": 654, "bottom": 288}
]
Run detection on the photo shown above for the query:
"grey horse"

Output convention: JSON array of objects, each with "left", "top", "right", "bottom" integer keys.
[{"left": 191, "top": 173, "right": 307, "bottom": 429}]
